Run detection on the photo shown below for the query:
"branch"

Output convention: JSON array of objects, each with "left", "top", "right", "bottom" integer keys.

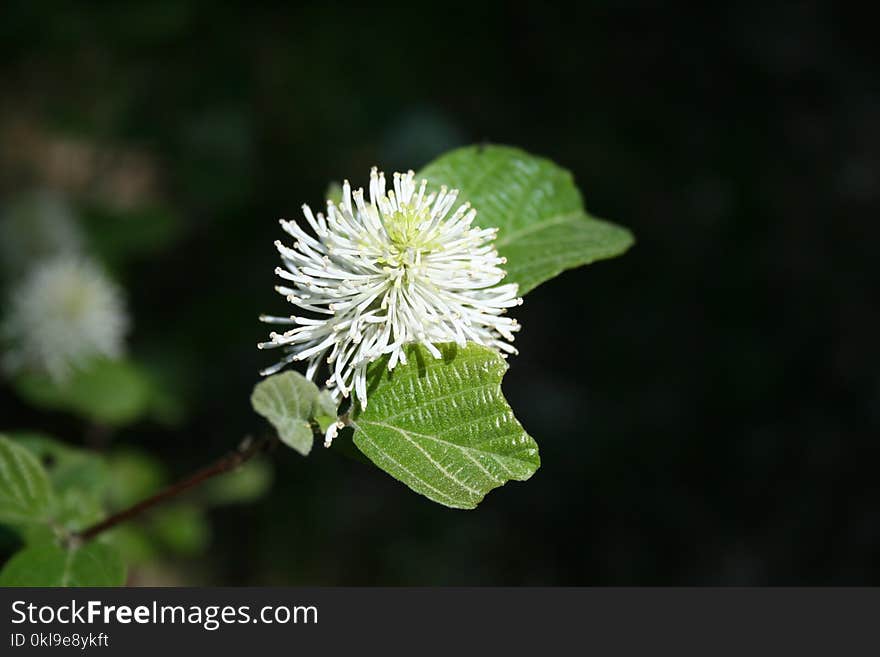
[{"left": 71, "top": 434, "right": 278, "bottom": 545}]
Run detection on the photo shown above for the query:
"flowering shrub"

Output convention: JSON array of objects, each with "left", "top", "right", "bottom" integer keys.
[
  {"left": 0, "top": 144, "right": 632, "bottom": 585},
  {"left": 251, "top": 145, "right": 633, "bottom": 508}
]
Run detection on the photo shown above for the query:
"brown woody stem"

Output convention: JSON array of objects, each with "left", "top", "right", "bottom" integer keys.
[{"left": 72, "top": 434, "right": 277, "bottom": 545}]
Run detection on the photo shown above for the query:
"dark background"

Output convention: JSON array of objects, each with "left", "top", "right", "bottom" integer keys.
[{"left": 1, "top": 1, "right": 878, "bottom": 584}]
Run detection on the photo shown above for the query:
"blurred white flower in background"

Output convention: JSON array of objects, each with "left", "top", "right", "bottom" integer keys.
[
  {"left": 2, "top": 257, "right": 129, "bottom": 382},
  {"left": 0, "top": 189, "right": 84, "bottom": 279}
]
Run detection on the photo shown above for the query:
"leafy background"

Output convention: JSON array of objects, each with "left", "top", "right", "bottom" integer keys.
[{"left": 1, "top": 1, "right": 879, "bottom": 584}]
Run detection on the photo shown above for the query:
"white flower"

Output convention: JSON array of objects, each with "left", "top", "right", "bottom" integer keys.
[
  {"left": 259, "top": 168, "right": 522, "bottom": 416},
  {"left": 2, "top": 257, "right": 129, "bottom": 382}
]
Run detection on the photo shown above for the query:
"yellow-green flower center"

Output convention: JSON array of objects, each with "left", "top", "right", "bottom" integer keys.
[{"left": 378, "top": 205, "right": 439, "bottom": 269}]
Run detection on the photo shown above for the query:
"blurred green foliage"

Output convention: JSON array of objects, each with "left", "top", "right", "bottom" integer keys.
[
  {"left": 13, "top": 360, "right": 158, "bottom": 427},
  {"left": 0, "top": 431, "right": 272, "bottom": 585}
]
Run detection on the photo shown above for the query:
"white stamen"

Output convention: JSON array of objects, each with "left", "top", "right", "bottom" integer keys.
[
  {"left": 260, "top": 168, "right": 522, "bottom": 417},
  {"left": 323, "top": 419, "right": 345, "bottom": 448}
]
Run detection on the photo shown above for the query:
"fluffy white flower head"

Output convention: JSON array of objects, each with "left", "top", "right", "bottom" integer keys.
[
  {"left": 2, "top": 257, "right": 129, "bottom": 382},
  {"left": 259, "top": 168, "right": 522, "bottom": 414}
]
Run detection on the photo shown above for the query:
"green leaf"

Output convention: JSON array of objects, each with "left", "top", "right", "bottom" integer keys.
[
  {"left": 352, "top": 343, "right": 539, "bottom": 509},
  {"left": 0, "top": 435, "right": 53, "bottom": 525},
  {"left": 0, "top": 542, "right": 126, "bottom": 586},
  {"left": 418, "top": 144, "right": 634, "bottom": 295},
  {"left": 13, "top": 432, "right": 110, "bottom": 497},
  {"left": 251, "top": 371, "right": 320, "bottom": 455},
  {"left": 7, "top": 434, "right": 107, "bottom": 543},
  {"left": 21, "top": 488, "right": 105, "bottom": 545},
  {"left": 13, "top": 358, "right": 156, "bottom": 426}
]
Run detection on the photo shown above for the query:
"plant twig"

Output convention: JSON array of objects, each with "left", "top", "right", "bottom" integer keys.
[{"left": 71, "top": 434, "right": 278, "bottom": 545}]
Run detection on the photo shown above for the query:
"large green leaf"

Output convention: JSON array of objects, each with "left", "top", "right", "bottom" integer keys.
[
  {"left": 352, "top": 343, "right": 539, "bottom": 509},
  {"left": 0, "top": 435, "right": 53, "bottom": 525},
  {"left": 251, "top": 371, "right": 321, "bottom": 455},
  {"left": 0, "top": 542, "right": 126, "bottom": 586},
  {"left": 418, "top": 144, "right": 633, "bottom": 295}
]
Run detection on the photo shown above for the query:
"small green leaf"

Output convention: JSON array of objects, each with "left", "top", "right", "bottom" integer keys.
[
  {"left": 352, "top": 343, "right": 539, "bottom": 509},
  {"left": 0, "top": 435, "right": 53, "bottom": 525},
  {"left": 418, "top": 144, "right": 634, "bottom": 295},
  {"left": 251, "top": 371, "right": 320, "bottom": 455},
  {"left": 13, "top": 358, "right": 155, "bottom": 426},
  {"left": 0, "top": 541, "right": 126, "bottom": 586}
]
